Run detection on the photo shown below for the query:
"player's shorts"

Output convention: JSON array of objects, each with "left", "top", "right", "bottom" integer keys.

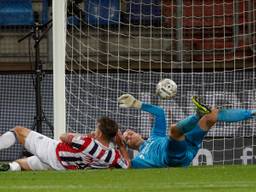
[
  {"left": 185, "top": 124, "right": 208, "bottom": 148},
  {"left": 25, "top": 131, "right": 65, "bottom": 170},
  {"left": 166, "top": 124, "right": 207, "bottom": 167},
  {"left": 27, "top": 155, "right": 51, "bottom": 170}
]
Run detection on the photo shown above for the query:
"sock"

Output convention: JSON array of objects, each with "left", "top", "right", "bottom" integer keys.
[
  {"left": 0, "top": 131, "right": 16, "bottom": 150},
  {"left": 9, "top": 162, "right": 21, "bottom": 171},
  {"left": 176, "top": 114, "right": 200, "bottom": 134},
  {"left": 217, "top": 109, "right": 253, "bottom": 122}
]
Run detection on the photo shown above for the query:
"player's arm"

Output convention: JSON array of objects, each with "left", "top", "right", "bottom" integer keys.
[
  {"left": 115, "top": 130, "right": 131, "bottom": 168},
  {"left": 118, "top": 94, "right": 166, "bottom": 137},
  {"left": 59, "top": 132, "right": 77, "bottom": 144},
  {"left": 60, "top": 133, "right": 91, "bottom": 150},
  {"left": 60, "top": 131, "right": 95, "bottom": 144},
  {"left": 140, "top": 103, "right": 167, "bottom": 137}
]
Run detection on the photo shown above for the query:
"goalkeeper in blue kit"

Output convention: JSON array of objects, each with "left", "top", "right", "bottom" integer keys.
[{"left": 118, "top": 94, "right": 256, "bottom": 168}]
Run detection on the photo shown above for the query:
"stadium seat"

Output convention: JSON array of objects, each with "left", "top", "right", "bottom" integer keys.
[
  {"left": 0, "top": 0, "right": 34, "bottom": 26},
  {"left": 125, "top": 0, "right": 162, "bottom": 26},
  {"left": 41, "top": 0, "right": 49, "bottom": 25},
  {"left": 84, "top": 0, "right": 120, "bottom": 26}
]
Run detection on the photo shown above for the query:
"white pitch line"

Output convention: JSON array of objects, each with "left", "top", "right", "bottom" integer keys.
[{"left": 0, "top": 182, "right": 255, "bottom": 190}]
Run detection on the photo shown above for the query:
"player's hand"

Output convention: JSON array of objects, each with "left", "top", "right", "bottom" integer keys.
[
  {"left": 59, "top": 132, "right": 76, "bottom": 144},
  {"left": 117, "top": 94, "right": 141, "bottom": 109},
  {"left": 87, "top": 131, "right": 95, "bottom": 138},
  {"left": 115, "top": 130, "right": 126, "bottom": 147}
]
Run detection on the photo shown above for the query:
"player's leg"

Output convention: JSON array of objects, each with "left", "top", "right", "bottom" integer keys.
[
  {"left": 179, "top": 102, "right": 218, "bottom": 150},
  {"left": 0, "top": 127, "right": 63, "bottom": 170},
  {"left": 24, "top": 131, "right": 65, "bottom": 170},
  {"left": 0, "top": 161, "right": 20, "bottom": 171},
  {"left": 185, "top": 105, "right": 252, "bottom": 148},
  {"left": 169, "top": 111, "right": 211, "bottom": 141},
  {"left": 0, "top": 156, "right": 52, "bottom": 171},
  {"left": 0, "top": 158, "right": 30, "bottom": 171},
  {"left": 0, "top": 126, "right": 30, "bottom": 150},
  {"left": 182, "top": 109, "right": 217, "bottom": 149},
  {"left": 217, "top": 108, "right": 255, "bottom": 122},
  {"left": 169, "top": 123, "right": 185, "bottom": 141},
  {"left": 192, "top": 96, "right": 212, "bottom": 116},
  {"left": 198, "top": 106, "right": 254, "bottom": 132},
  {"left": 167, "top": 125, "right": 186, "bottom": 152},
  {"left": 192, "top": 96, "right": 255, "bottom": 123},
  {"left": 167, "top": 124, "right": 195, "bottom": 166},
  {"left": 168, "top": 113, "right": 212, "bottom": 166},
  {"left": 173, "top": 96, "right": 211, "bottom": 135},
  {"left": 193, "top": 107, "right": 218, "bottom": 132},
  {"left": 175, "top": 114, "right": 203, "bottom": 135},
  {"left": 0, "top": 158, "right": 31, "bottom": 171},
  {"left": 26, "top": 156, "right": 52, "bottom": 170}
]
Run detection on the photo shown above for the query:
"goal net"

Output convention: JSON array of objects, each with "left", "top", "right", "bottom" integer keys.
[{"left": 62, "top": 0, "right": 256, "bottom": 165}]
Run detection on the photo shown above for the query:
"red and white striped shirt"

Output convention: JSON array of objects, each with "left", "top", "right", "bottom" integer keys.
[{"left": 55, "top": 135, "right": 129, "bottom": 170}]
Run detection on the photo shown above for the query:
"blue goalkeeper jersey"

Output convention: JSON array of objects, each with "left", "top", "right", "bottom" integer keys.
[{"left": 131, "top": 103, "right": 200, "bottom": 168}]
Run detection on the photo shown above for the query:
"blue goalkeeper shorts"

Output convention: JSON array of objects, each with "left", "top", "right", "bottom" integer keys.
[{"left": 166, "top": 124, "right": 208, "bottom": 167}]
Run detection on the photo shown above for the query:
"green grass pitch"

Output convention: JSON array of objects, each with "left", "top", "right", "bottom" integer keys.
[{"left": 0, "top": 165, "right": 256, "bottom": 192}]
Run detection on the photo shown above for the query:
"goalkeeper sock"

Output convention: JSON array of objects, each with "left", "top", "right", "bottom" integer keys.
[
  {"left": 176, "top": 114, "right": 200, "bottom": 134},
  {"left": 0, "top": 131, "right": 16, "bottom": 150},
  {"left": 217, "top": 109, "right": 254, "bottom": 122}
]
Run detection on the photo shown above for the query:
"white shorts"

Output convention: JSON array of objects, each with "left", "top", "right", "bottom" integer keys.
[
  {"left": 27, "top": 156, "right": 51, "bottom": 171},
  {"left": 25, "top": 131, "right": 65, "bottom": 171}
]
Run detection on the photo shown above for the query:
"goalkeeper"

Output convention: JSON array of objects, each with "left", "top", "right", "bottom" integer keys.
[{"left": 118, "top": 94, "right": 256, "bottom": 168}]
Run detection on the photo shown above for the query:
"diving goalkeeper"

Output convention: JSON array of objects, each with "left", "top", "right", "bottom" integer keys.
[{"left": 118, "top": 94, "right": 256, "bottom": 168}]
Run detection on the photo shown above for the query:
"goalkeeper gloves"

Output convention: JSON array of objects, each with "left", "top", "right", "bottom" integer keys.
[{"left": 118, "top": 94, "right": 141, "bottom": 109}]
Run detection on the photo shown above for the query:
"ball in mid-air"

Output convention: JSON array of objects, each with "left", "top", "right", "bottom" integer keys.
[{"left": 156, "top": 78, "right": 177, "bottom": 99}]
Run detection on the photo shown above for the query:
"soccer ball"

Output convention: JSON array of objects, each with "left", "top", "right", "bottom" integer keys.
[{"left": 156, "top": 78, "right": 177, "bottom": 99}]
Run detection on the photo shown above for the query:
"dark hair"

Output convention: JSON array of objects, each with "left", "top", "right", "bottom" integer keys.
[{"left": 97, "top": 117, "right": 118, "bottom": 141}]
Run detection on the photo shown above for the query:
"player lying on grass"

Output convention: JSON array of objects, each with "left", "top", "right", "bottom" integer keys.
[
  {"left": 0, "top": 117, "right": 130, "bottom": 171},
  {"left": 118, "top": 94, "right": 256, "bottom": 168}
]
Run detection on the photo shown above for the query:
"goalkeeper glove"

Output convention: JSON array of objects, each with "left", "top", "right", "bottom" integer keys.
[{"left": 118, "top": 94, "right": 141, "bottom": 109}]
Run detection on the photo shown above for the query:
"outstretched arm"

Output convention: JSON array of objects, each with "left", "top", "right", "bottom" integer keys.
[
  {"left": 141, "top": 103, "right": 167, "bottom": 137},
  {"left": 118, "top": 94, "right": 167, "bottom": 137}
]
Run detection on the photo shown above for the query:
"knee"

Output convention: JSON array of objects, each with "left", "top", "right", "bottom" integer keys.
[
  {"left": 12, "top": 126, "right": 27, "bottom": 135},
  {"left": 205, "top": 108, "right": 219, "bottom": 124},
  {"left": 11, "top": 126, "right": 30, "bottom": 144},
  {"left": 169, "top": 124, "right": 185, "bottom": 141},
  {"left": 199, "top": 108, "right": 219, "bottom": 130}
]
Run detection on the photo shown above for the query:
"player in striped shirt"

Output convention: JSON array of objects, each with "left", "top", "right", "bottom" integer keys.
[
  {"left": 118, "top": 94, "right": 256, "bottom": 168},
  {"left": 0, "top": 117, "right": 130, "bottom": 171}
]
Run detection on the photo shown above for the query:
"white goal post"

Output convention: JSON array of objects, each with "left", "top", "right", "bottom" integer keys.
[{"left": 53, "top": 0, "right": 67, "bottom": 139}]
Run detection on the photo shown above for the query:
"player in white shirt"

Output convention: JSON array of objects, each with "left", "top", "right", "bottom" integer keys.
[{"left": 0, "top": 117, "right": 130, "bottom": 171}]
